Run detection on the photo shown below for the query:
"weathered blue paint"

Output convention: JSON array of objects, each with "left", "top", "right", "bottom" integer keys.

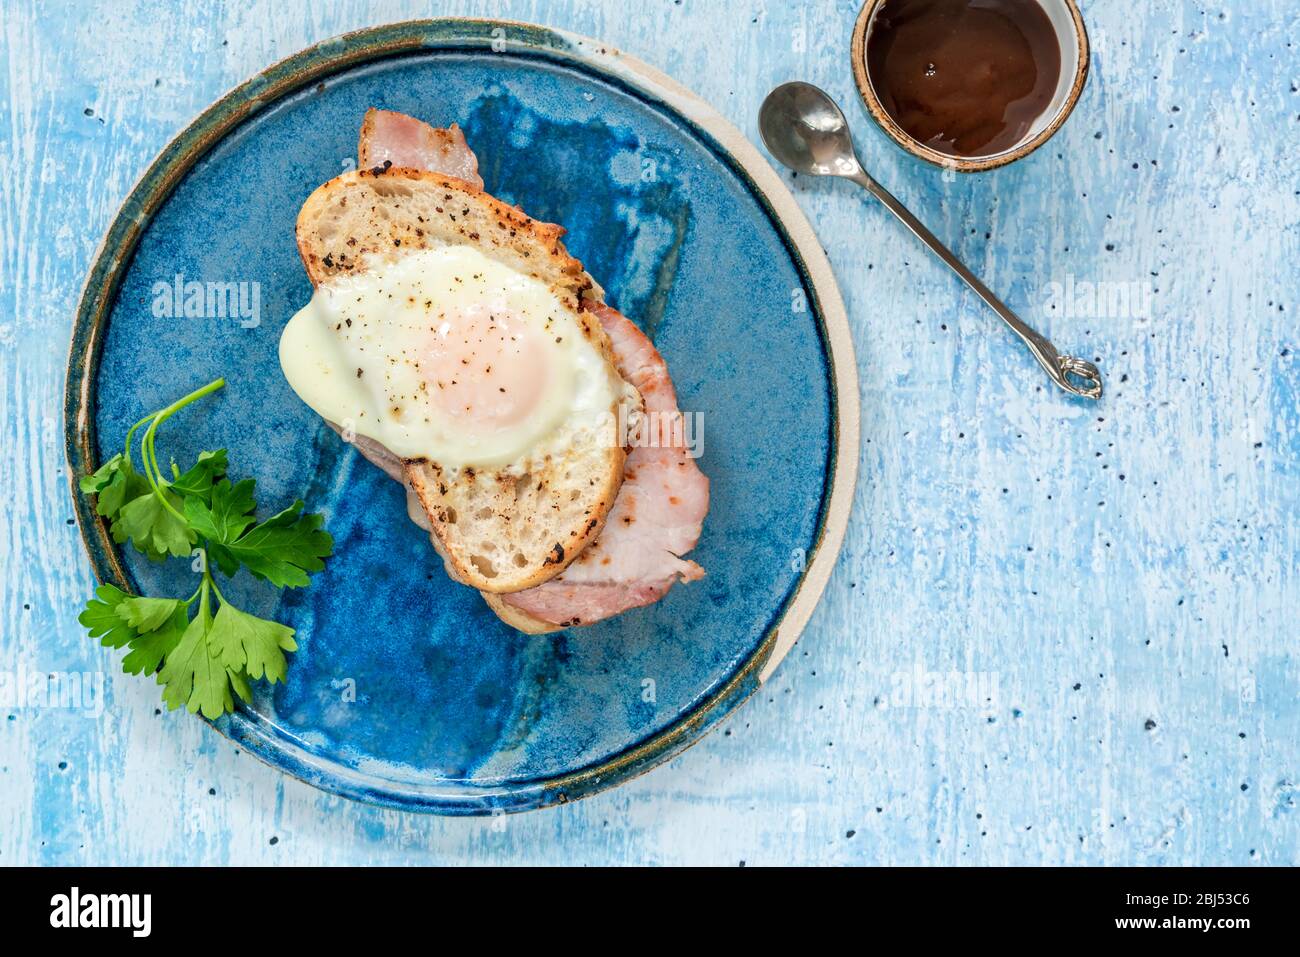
[{"left": 2, "top": 0, "right": 1297, "bottom": 863}]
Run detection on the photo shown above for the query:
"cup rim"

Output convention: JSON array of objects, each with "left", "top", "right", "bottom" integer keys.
[{"left": 849, "top": 0, "right": 1090, "bottom": 173}]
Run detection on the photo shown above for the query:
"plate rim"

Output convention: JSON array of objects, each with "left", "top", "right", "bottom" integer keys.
[{"left": 63, "top": 17, "right": 861, "bottom": 814}]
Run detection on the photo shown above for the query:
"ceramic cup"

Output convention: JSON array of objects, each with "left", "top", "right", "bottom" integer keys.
[{"left": 850, "top": 0, "right": 1089, "bottom": 172}]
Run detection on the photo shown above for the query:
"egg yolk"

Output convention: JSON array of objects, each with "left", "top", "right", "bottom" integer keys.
[{"left": 422, "top": 303, "right": 550, "bottom": 433}]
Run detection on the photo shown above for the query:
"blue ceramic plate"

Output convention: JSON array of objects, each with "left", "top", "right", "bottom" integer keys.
[{"left": 65, "top": 20, "right": 858, "bottom": 813}]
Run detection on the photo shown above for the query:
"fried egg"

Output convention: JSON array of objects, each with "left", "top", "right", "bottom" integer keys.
[{"left": 279, "top": 245, "right": 626, "bottom": 470}]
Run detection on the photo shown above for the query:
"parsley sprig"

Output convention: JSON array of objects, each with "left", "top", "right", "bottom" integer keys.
[{"left": 78, "top": 379, "right": 333, "bottom": 718}]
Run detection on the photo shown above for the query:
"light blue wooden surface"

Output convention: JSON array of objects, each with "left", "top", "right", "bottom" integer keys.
[{"left": 2, "top": 0, "right": 1296, "bottom": 865}]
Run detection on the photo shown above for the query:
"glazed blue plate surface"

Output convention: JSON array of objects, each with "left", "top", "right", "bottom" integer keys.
[{"left": 69, "top": 21, "right": 847, "bottom": 812}]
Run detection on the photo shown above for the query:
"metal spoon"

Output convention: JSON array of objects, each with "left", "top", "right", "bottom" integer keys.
[{"left": 759, "top": 81, "right": 1103, "bottom": 400}]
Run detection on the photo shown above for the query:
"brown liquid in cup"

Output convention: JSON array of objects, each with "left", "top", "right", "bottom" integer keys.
[{"left": 865, "top": 0, "right": 1062, "bottom": 158}]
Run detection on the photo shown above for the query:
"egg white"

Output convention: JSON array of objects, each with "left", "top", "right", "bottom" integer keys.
[{"left": 279, "top": 245, "right": 622, "bottom": 471}]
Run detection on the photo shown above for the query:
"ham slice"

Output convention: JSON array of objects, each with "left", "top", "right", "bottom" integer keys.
[
  {"left": 500, "top": 303, "right": 708, "bottom": 626},
  {"left": 357, "top": 108, "right": 484, "bottom": 189},
  {"left": 355, "top": 110, "right": 708, "bottom": 627}
]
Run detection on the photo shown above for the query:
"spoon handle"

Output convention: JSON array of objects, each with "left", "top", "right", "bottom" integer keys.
[{"left": 849, "top": 170, "right": 1102, "bottom": 400}]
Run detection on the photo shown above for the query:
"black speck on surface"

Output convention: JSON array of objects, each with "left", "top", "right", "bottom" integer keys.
[{"left": 1144, "top": 719, "right": 1157, "bottom": 731}]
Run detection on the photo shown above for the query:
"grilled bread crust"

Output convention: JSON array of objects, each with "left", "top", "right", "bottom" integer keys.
[{"left": 294, "top": 166, "right": 629, "bottom": 593}]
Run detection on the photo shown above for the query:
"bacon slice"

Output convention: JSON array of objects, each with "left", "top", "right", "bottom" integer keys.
[
  {"left": 500, "top": 302, "right": 709, "bottom": 627},
  {"left": 350, "top": 109, "right": 708, "bottom": 627},
  {"left": 357, "top": 108, "right": 484, "bottom": 189}
]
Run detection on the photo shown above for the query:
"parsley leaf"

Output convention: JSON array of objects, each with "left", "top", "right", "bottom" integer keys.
[
  {"left": 183, "top": 477, "right": 258, "bottom": 543},
  {"left": 90, "top": 455, "right": 153, "bottom": 522},
  {"left": 224, "top": 502, "right": 333, "bottom": 588},
  {"left": 184, "top": 485, "right": 332, "bottom": 588},
  {"left": 79, "top": 584, "right": 138, "bottom": 649},
  {"left": 116, "top": 595, "right": 185, "bottom": 632},
  {"left": 79, "top": 587, "right": 187, "bottom": 676},
  {"left": 158, "top": 610, "right": 233, "bottom": 719},
  {"left": 168, "top": 449, "right": 228, "bottom": 500},
  {"left": 121, "top": 604, "right": 188, "bottom": 676},
  {"left": 155, "top": 596, "right": 281, "bottom": 717},
  {"left": 79, "top": 454, "right": 125, "bottom": 495},
  {"left": 208, "top": 602, "right": 297, "bottom": 684},
  {"left": 115, "top": 486, "right": 194, "bottom": 560}
]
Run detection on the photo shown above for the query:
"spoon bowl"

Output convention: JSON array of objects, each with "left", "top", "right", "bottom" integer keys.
[{"left": 759, "top": 81, "right": 863, "bottom": 178}]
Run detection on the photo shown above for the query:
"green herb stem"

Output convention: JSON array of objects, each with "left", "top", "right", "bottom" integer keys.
[
  {"left": 138, "top": 378, "right": 226, "bottom": 520},
  {"left": 198, "top": 569, "right": 212, "bottom": 624},
  {"left": 148, "top": 378, "right": 227, "bottom": 428},
  {"left": 206, "top": 562, "right": 226, "bottom": 602},
  {"left": 122, "top": 413, "right": 156, "bottom": 470},
  {"left": 142, "top": 425, "right": 186, "bottom": 521}
]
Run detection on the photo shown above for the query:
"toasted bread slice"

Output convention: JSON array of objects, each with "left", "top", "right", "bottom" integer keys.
[
  {"left": 479, "top": 593, "right": 562, "bottom": 635},
  {"left": 294, "top": 166, "right": 632, "bottom": 592}
]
